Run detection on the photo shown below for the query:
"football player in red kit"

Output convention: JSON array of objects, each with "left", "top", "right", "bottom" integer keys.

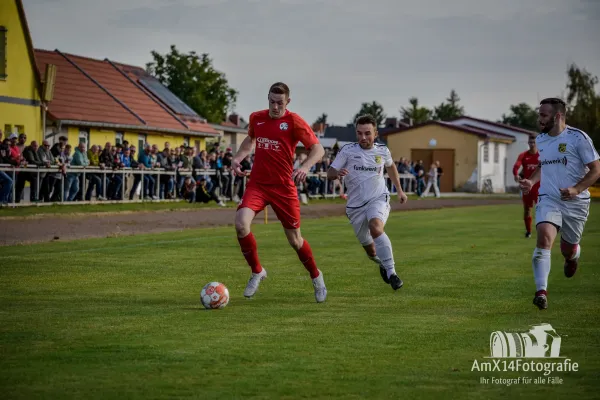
[
  {"left": 231, "top": 82, "right": 327, "bottom": 303},
  {"left": 513, "top": 135, "right": 540, "bottom": 238}
]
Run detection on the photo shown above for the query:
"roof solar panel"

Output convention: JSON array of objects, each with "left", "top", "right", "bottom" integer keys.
[{"left": 139, "top": 77, "right": 200, "bottom": 117}]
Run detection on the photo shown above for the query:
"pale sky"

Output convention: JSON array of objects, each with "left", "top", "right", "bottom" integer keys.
[{"left": 23, "top": 0, "right": 600, "bottom": 125}]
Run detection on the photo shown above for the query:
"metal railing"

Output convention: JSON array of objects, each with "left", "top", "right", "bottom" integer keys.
[{"left": 0, "top": 164, "right": 416, "bottom": 207}]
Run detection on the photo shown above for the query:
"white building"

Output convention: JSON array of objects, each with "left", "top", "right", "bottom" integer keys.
[{"left": 448, "top": 116, "right": 537, "bottom": 191}]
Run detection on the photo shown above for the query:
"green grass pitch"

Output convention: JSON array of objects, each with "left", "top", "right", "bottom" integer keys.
[{"left": 1, "top": 204, "right": 599, "bottom": 399}]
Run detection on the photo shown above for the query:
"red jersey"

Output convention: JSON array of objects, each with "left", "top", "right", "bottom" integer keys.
[
  {"left": 513, "top": 150, "right": 539, "bottom": 180},
  {"left": 247, "top": 109, "right": 319, "bottom": 185}
]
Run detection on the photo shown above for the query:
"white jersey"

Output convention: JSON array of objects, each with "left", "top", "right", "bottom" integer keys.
[
  {"left": 537, "top": 125, "right": 599, "bottom": 202},
  {"left": 330, "top": 142, "right": 394, "bottom": 208}
]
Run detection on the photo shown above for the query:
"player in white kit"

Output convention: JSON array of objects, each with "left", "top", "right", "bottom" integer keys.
[
  {"left": 327, "top": 114, "right": 408, "bottom": 290},
  {"left": 520, "top": 98, "right": 600, "bottom": 310}
]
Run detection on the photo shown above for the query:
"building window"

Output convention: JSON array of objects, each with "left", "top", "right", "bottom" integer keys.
[
  {"left": 183, "top": 136, "right": 190, "bottom": 147},
  {"left": 138, "top": 134, "right": 147, "bottom": 151},
  {"left": 79, "top": 128, "right": 90, "bottom": 150},
  {"left": 15, "top": 125, "right": 24, "bottom": 134},
  {"left": 4, "top": 124, "right": 12, "bottom": 135},
  {"left": 494, "top": 143, "right": 499, "bottom": 164},
  {"left": 483, "top": 142, "right": 489, "bottom": 163},
  {"left": 0, "top": 27, "right": 6, "bottom": 79},
  {"left": 115, "top": 131, "right": 124, "bottom": 145}
]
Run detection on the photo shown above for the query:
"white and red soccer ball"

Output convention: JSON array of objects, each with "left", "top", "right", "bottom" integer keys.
[{"left": 200, "top": 282, "right": 230, "bottom": 309}]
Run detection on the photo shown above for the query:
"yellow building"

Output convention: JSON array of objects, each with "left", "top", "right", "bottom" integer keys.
[
  {"left": 0, "top": 0, "right": 43, "bottom": 142},
  {"left": 209, "top": 114, "right": 248, "bottom": 152},
  {"left": 35, "top": 49, "right": 219, "bottom": 151},
  {"left": 383, "top": 121, "right": 515, "bottom": 193}
]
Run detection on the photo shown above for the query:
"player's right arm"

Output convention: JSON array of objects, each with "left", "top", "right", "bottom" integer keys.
[
  {"left": 327, "top": 147, "right": 349, "bottom": 180},
  {"left": 232, "top": 114, "right": 256, "bottom": 176},
  {"left": 519, "top": 165, "right": 540, "bottom": 194},
  {"left": 512, "top": 152, "right": 524, "bottom": 182}
]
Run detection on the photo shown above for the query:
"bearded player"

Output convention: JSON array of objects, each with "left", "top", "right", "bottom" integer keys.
[
  {"left": 327, "top": 114, "right": 408, "bottom": 290},
  {"left": 513, "top": 135, "right": 540, "bottom": 238},
  {"left": 520, "top": 97, "right": 600, "bottom": 310},
  {"left": 231, "top": 82, "right": 327, "bottom": 303}
]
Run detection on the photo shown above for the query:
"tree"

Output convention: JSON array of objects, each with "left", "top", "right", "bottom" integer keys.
[
  {"left": 432, "top": 89, "right": 464, "bottom": 121},
  {"left": 500, "top": 103, "right": 539, "bottom": 131},
  {"left": 565, "top": 63, "right": 600, "bottom": 145},
  {"left": 146, "top": 45, "right": 239, "bottom": 123},
  {"left": 353, "top": 101, "right": 386, "bottom": 126},
  {"left": 315, "top": 113, "right": 328, "bottom": 125},
  {"left": 400, "top": 97, "right": 432, "bottom": 125}
]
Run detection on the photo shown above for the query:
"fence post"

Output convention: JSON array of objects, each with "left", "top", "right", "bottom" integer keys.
[
  {"left": 34, "top": 168, "right": 39, "bottom": 202},
  {"left": 82, "top": 168, "right": 87, "bottom": 202},
  {"left": 121, "top": 169, "right": 126, "bottom": 201},
  {"left": 61, "top": 171, "right": 65, "bottom": 204},
  {"left": 11, "top": 168, "right": 16, "bottom": 206}
]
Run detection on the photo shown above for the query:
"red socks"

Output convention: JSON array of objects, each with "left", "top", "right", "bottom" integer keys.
[
  {"left": 525, "top": 216, "right": 532, "bottom": 234},
  {"left": 237, "top": 233, "right": 263, "bottom": 274},
  {"left": 560, "top": 241, "right": 578, "bottom": 260},
  {"left": 297, "top": 240, "right": 320, "bottom": 279},
  {"left": 238, "top": 234, "right": 319, "bottom": 279}
]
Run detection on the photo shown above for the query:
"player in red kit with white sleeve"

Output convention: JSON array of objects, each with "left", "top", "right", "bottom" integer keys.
[
  {"left": 513, "top": 135, "right": 540, "bottom": 238},
  {"left": 231, "top": 82, "right": 327, "bottom": 303}
]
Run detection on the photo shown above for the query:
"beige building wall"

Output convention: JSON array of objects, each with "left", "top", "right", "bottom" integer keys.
[{"left": 386, "top": 125, "right": 479, "bottom": 189}]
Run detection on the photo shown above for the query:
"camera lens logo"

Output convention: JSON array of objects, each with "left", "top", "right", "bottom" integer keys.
[{"left": 490, "top": 323, "right": 561, "bottom": 358}]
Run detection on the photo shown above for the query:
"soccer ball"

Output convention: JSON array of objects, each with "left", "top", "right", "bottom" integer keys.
[{"left": 200, "top": 282, "right": 230, "bottom": 309}]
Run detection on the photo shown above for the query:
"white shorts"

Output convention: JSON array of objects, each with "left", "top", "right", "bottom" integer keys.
[
  {"left": 535, "top": 195, "right": 590, "bottom": 244},
  {"left": 346, "top": 195, "right": 391, "bottom": 246}
]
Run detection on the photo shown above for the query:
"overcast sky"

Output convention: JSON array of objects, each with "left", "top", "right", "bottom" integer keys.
[{"left": 23, "top": 0, "right": 600, "bottom": 125}]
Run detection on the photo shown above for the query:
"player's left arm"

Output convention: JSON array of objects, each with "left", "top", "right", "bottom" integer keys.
[
  {"left": 292, "top": 115, "right": 325, "bottom": 183},
  {"left": 384, "top": 148, "right": 407, "bottom": 204},
  {"left": 561, "top": 135, "right": 600, "bottom": 200}
]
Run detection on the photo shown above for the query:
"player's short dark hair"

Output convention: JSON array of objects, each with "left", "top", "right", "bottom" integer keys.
[
  {"left": 528, "top": 135, "right": 536, "bottom": 142},
  {"left": 540, "top": 97, "right": 567, "bottom": 115},
  {"left": 269, "top": 82, "right": 290, "bottom": 97},
  {"left": 355, "top": 114, "right": 377, "bottom": 127}
]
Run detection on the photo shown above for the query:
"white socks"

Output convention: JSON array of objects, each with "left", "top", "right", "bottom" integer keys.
[
  {"left": 373, "top": 233, "right": 396, "bottom": 278},
  {"left": 532, "top": 247, "right": 551, "bottom": 291}
]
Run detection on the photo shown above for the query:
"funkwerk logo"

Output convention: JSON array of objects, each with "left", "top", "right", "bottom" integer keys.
[
  {"left": 471, "top": 324, "right": 579, "bottom": 386},
  {"left": 540, "top": 157, "right": 567, "bottom": 167},
  {"left": 353, "top": 165, "right": 382, "bottom": 173}
]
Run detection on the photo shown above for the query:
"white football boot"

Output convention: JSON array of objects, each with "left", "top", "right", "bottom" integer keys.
[
  {"left": 244, "top": 269, "right": 267, "bottom": 298},
  {"left": 312, "top": 269, "right": 327, "bottom": 303}
]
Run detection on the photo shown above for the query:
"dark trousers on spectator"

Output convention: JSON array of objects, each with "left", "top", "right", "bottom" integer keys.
[
  {"left": 64, "top": 174, "right": 80, "bottom": 202},
  {"left": 108, "top": 175, "right": 123, "bottom": 200},
  {"left": 86, "top": 174, "right": 103, "bottom": 200},
  {"left": 0, "top": 171, "right": 13, "bottom": 203},
  {"left": 196, "top": 187, "right": 220, "bottom": 204},
  {"left": 183, "top": 191, "right": 196, "bottom": 203},
  {"left": 416, "top": 177, "right": 425, "bottom": 196},
  {"left": 130, "top": 175, "right": 155, "bottom": 200},
  {"left": 159, "top": 176, "right": 174, "bottom": 199},
  {"left": 50, "top": 176, "right": 63, "bottom": 202},
  {"left": 15, "top": 172, "right": 38, "bottom": 203}
]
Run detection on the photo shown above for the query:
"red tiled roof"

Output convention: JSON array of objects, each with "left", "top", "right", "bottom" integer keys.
[
  {"left": 34, "top": 49, "right": 218, "bottom": 136},
  {"left": 382, "top": 120, "right": 516, "bottom": 142},
  {"left": 221, "top": 121, "right": 239, "bottom": 128},
  {"left": 35, "top": 50, "right": 142, "bottom": 125}
]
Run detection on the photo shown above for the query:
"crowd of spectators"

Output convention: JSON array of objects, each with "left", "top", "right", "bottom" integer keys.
[{"left": 0, "top": 129, "right": 253, "bottom": 207}]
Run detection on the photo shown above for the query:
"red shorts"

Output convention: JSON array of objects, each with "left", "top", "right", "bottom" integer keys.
[
  {"left": 522, "top": 187, "right": 539, "bottom": 208},
  {"left": 238, "top": 181, "right": 300, "bottom": 229}
]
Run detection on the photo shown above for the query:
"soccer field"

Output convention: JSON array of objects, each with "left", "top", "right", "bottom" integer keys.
[{"left": 1, "top": 204, "right": 599, "bottom": 399}]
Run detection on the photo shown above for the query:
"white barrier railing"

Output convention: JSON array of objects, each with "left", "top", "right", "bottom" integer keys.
[{"left": 0, "top": 164, "right": 416, "bottom": 207}]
